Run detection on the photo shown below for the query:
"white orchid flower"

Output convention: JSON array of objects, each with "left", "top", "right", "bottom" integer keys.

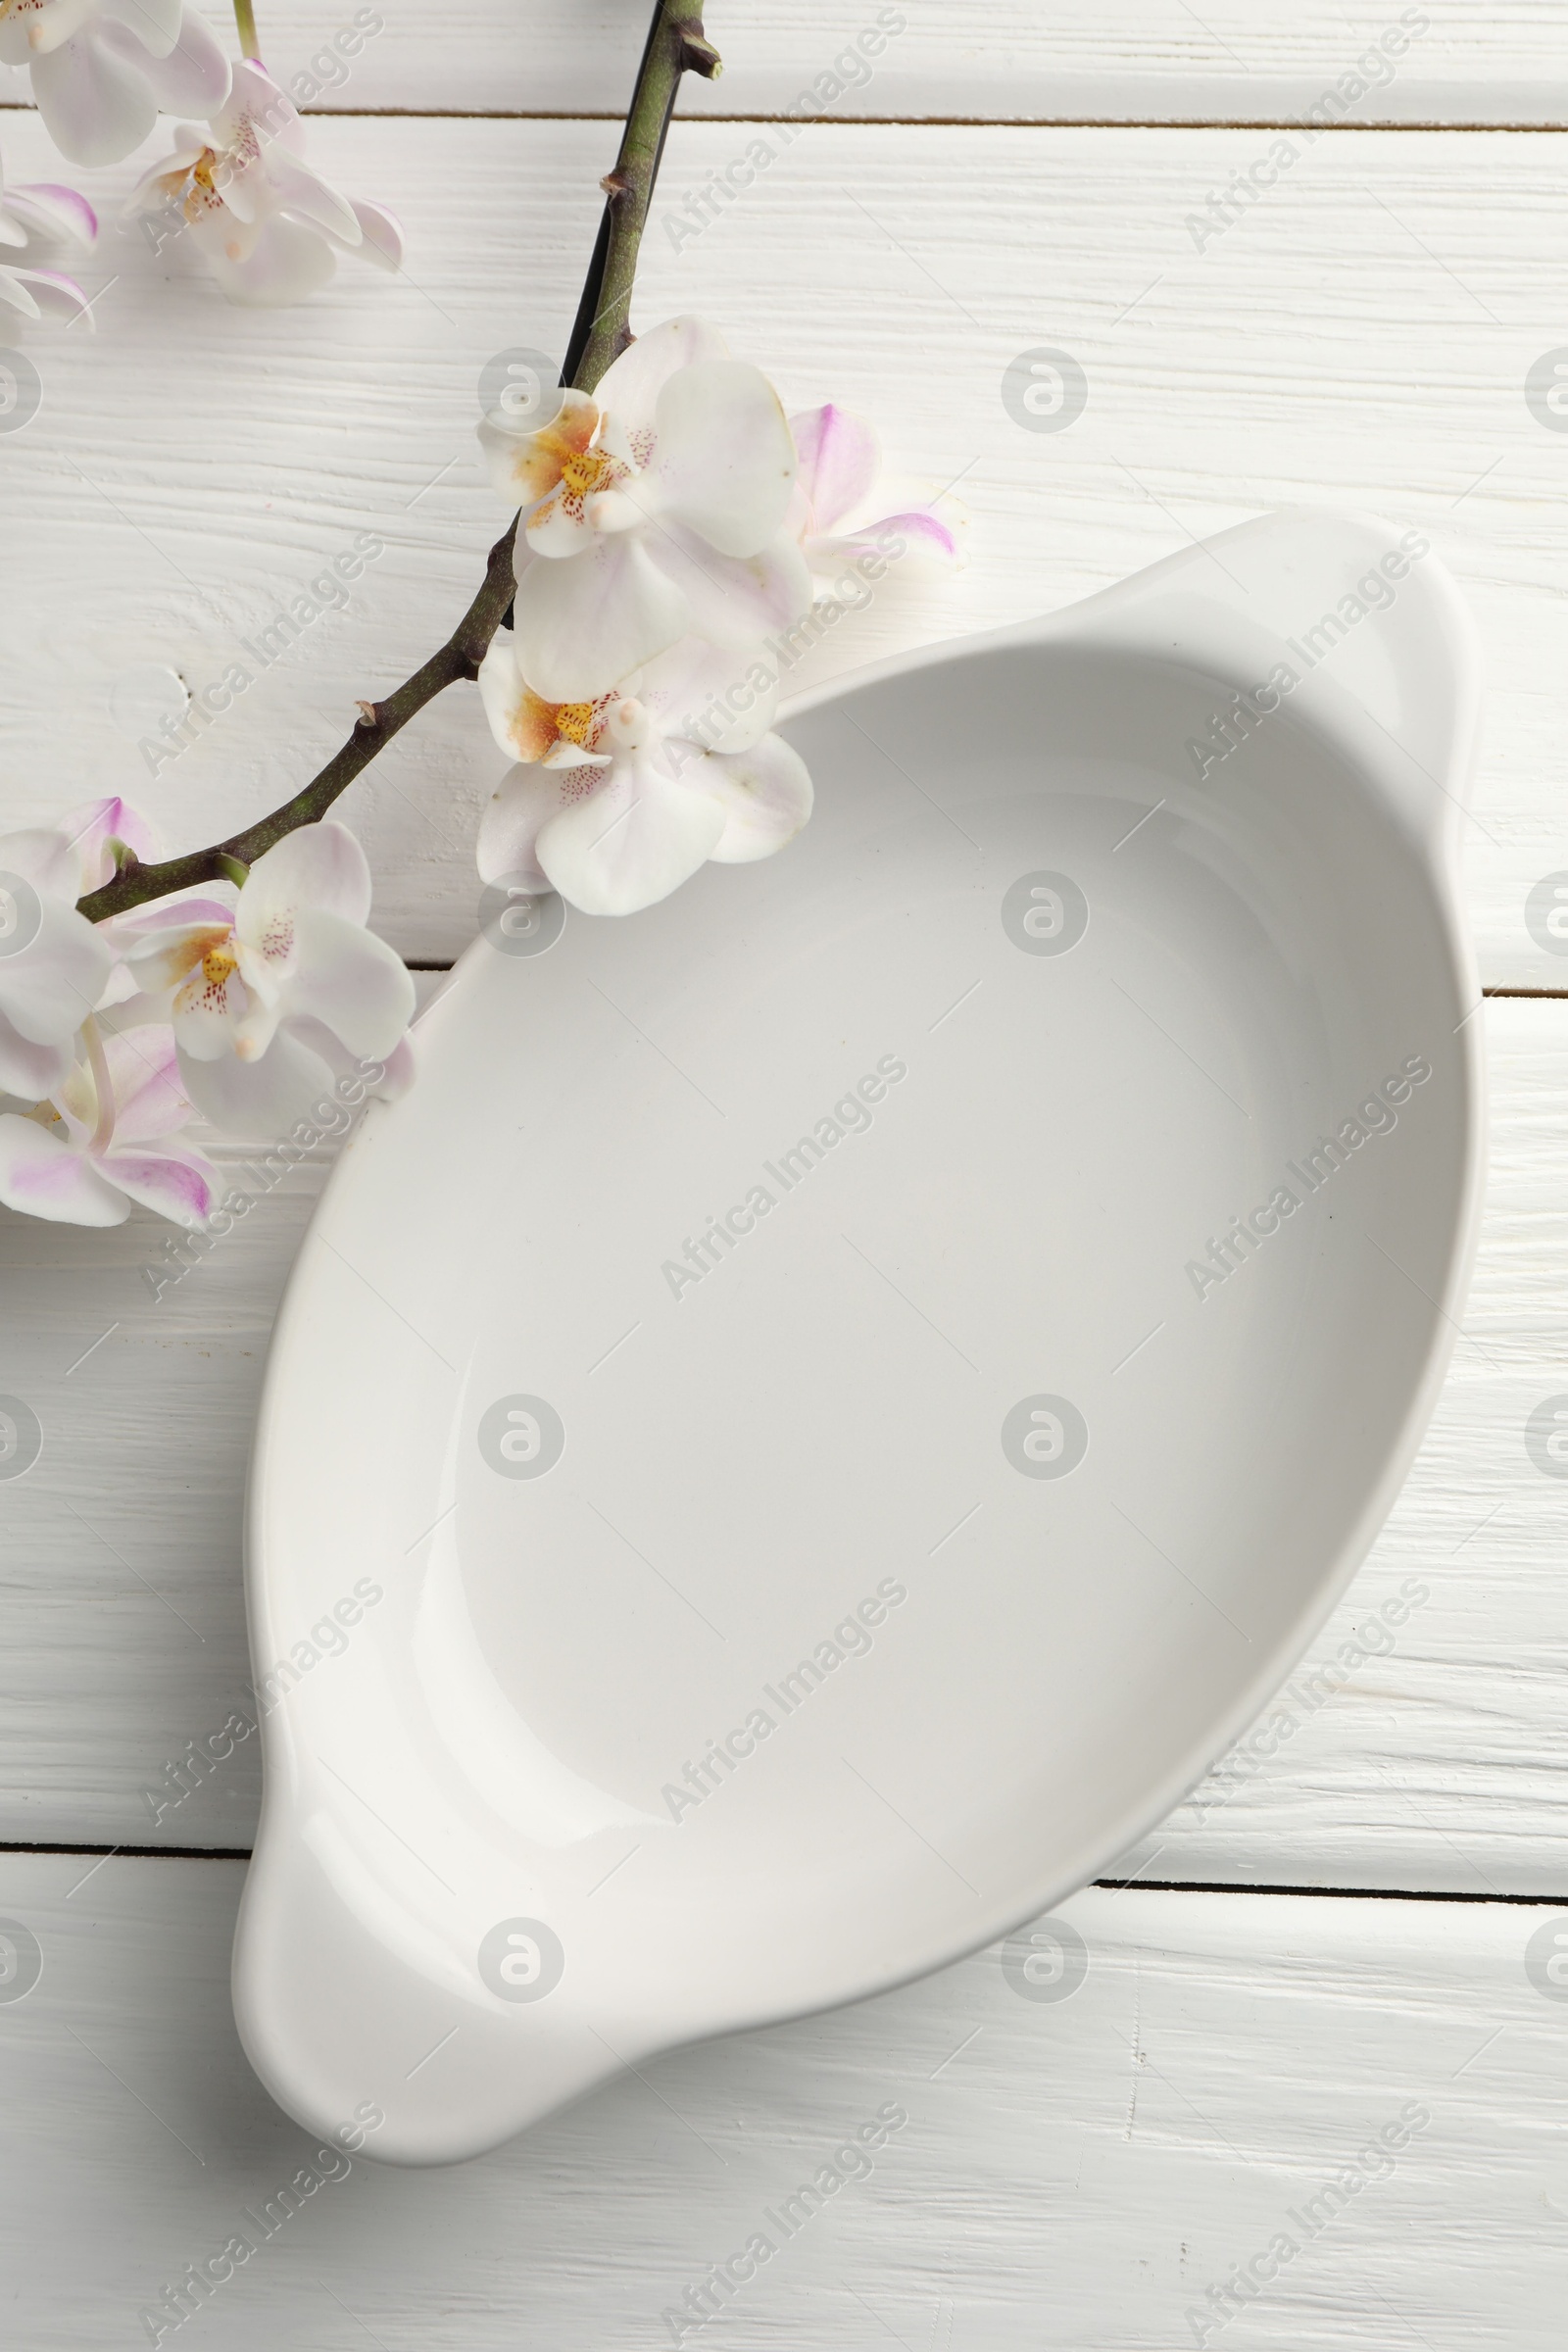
[
  {"left": 0, "top": 802, "right": 129, "bottom": 1099},
  {"left": 122, "top": 59, "right": 402, "bottom": 308},
  {"left": 476, "top": 633, "right": 811, "bottom": 918},
  {"left": 0, "top": 136, "right": 96, "bottom": 321},
  {"left": 0, "top": 1, "right": 229, "bottom": 168},
  {"left": 101, "top": 821, "right": 416, "bottom": 1133},
  {"left": 0, "top": 1022, "right": 217, "bottom": 1228},
  {"left": 478, "top": 316, "right": 810, "bottom": 703},
  {"left": 787, "top": 403, "right": 965, "bottom": 582}
]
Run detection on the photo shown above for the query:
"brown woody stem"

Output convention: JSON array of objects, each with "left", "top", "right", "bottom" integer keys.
[{"left": 78, "top": 0, "right": 718, "bottom": 927}]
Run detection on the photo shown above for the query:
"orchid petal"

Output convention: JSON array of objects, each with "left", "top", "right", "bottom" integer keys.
[
  {"left": 536, "top": 747, "right": 724, "bottom": 918},
  {"left": 0, "top": 826, "right": 83, "bottom": 899},
  {"left": 98, "top": 1025, "right": 193, "bottom": 1144},
  {"left": 0, "top": 1114, "right": 128, "bottom": 1227},
  {"left": 808, "top": 507, "right": 963, "bottom": 575},
  {"left": 523, "top": 482, "right": 601, "bottom": 560},
  {"left": 345, "top": 198, "right": 402, "bottom": 270},
  {"left": 172, "top": 956, "right": 249, "bottom": 1060},
  {"left": 6, "top": 181, "right": 98, "bottom": 245},
  {"left": 790, "top": 405, "right": 881, "bottom": 534},
  {"left": 476, "top": 634, "right": 563, "bottom": 764},
  {"left": 0, "top": 900, "right": 114, "bottom": 1046},
  {"left": 511, "top": 535, "right": 688, "bottom": 704},
  {"left": 371, "top": 1032, "right": 416, "bottom": 1099},
  {"left": 649, "top": 361, "right": 797, "bottom": 558},
  {"left": 97, "top": 1140, "right": 217, "bottom": 1227},
  {"left": 120, "top": 140, "right": 208, "bottom": 217},
  {"left": 647, "top": 523, "right": 810, "bottom": 652},
  {"left": 0, "top": 263, "right": 91, "bottom": 321},
  {"left": 241, "top": 820, "right": 373, "bottom": 937},
  {"left": 636, "top": 636, "right": 779, "bottom": 754},
  {"left": 478, "top": 386, "right": 594, "bottom": 507},
  {"left": 475, "top": 763, "right": 577, "bottom": 890},
  {"left": 176, "top": 1024, "right": 331, "bottom": 1138},
  {"left": 282, "top": 908, "right": 415, "bottom": 1060},
  {"left": 60, "top": 795, "right": 156, "bottom": 892},
  {"left": 186, "top": 211, "right": 336, "bottom": 307},
  {"left": 28, "top": 31, "right": 158, "bottom": 166},
  {"left": 285, "top": 1015, "right": 416, "bottom": 1104},
  {"left": 0, "top": 1011, "right": 71, "bottom": 1101},
  {"left": 0, "top": 269, "right": 42, "bottom": 318},
  {"left": 97, "top": 0, "right": 184, "bottom": 58},
  {"left": 110, "top": 910, "right": 232, "bottom": 996},
  {"left": 700, "top": 734, "right": 814, "bottom": 864},
  {"left": 265, "top": 153, "right": 362, "bottom": 247},
  {"left": 130, "top": 9, "right": 231, "bottom": 111},
  {"left": 595, "top": 316, "right": 731, "bottom": 441}
]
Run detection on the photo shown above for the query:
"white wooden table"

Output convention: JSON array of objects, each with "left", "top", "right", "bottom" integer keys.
[{"left": 4, "top": 5, "right": 1568, "bottom": 2342}]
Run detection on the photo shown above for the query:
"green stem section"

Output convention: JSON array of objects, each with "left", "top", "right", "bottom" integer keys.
[
  {"left": 564, "top": 5, "right": 720, "bottom": 392},
  {"left": 232, "top": 0, "right": 260, "bottom": 59},
  {"left": 78, "top": 0, "right": 718, "bottom": 928}
]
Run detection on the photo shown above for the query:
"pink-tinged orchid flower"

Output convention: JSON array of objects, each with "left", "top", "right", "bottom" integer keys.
[
  {"left": 122, "top": 60, "right": 402, "bottom": 308},
  {"left": 0, "top": 1023, "right": 217, "bottom": 1228},
  {"left": 476, "top": 633, "right": 811, "bottom": 918},
  {"left": 0, "top": 136, "right": 96, "bottom": 321},
  {"left": 0, "top": 1, "right": 230, "bottom": 169},
  {"left": 787, "top": 404, "right": 964, "bottom": 583},
  {"left": 102, "top": 820, "right": 416, "bottom": 1133},
  {"left": 0, "top": 806, "right": 125, "bottom": 1100},
  {"left": 480, "top": 316, "right": 810, "bottom": 704}
]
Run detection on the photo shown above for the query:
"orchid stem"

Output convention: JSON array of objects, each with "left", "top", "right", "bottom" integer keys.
[
  {"left": 232, "top": 0, "right": 260, "bottom": 59},
  {"left": 77, "top": 0, "right": 716, "bottom": 930},
  {"left": 564, "top": 4, "right": 719, "bottom": 391}
]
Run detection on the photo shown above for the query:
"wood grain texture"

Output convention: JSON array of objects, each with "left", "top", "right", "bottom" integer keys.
[
  {"left": 0, "top": 115, "right": 1564, "bottom": 978},
  {"left": 0, "top": 1852, "right": 1560, "bottom": 2348},
  {"left": 5, "top": 2, "right": 1568, "bottom": 123},
  {"left": 2, "top": 994, "right": 1563, "bottom": 1893}
]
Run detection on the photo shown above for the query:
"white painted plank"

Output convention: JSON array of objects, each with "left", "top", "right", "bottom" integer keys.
[
  {"left": 2, "top": 994, "right": 1565, "bottom": 1896},
  {"left": 7, "top": 3, "right": 1568, "bottom": 124},
  {"left": 0, "top": 1855, "right": 1559, "bottom": 2348},
  {"left": 0, "top": 117, "right": 1564, "bottom": 980}
]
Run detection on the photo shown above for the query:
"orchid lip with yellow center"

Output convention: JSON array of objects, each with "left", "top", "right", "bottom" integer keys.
[
  {"left": 165, "top": 924, "right": 235, "bottom": 983},
  {"left": 559, "top": 447, "right": 619, "bottom": 501},
  {"left": 554, "top": 700, "right": 600, "bottom": 746}
]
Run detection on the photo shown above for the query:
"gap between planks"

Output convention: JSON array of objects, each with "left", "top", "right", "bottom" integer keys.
[
  {"left": 5, "top": 102, "right": 1568, "bottom": 131},
  {"left": 5, "top": 1841, "right": 1565, "bottom": 1910}
]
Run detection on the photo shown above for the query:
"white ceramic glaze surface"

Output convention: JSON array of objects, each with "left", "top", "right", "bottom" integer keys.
[{"left": 234, "top": 509, "right": 1483, "bottom": 2166}]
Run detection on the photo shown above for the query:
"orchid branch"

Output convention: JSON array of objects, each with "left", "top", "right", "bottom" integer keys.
[
  {"left": 76, "top": 0, "right": 718, "bottom": 928},
  {"left": 232, "top": 0, "right": 260, "bottom": 61}
]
